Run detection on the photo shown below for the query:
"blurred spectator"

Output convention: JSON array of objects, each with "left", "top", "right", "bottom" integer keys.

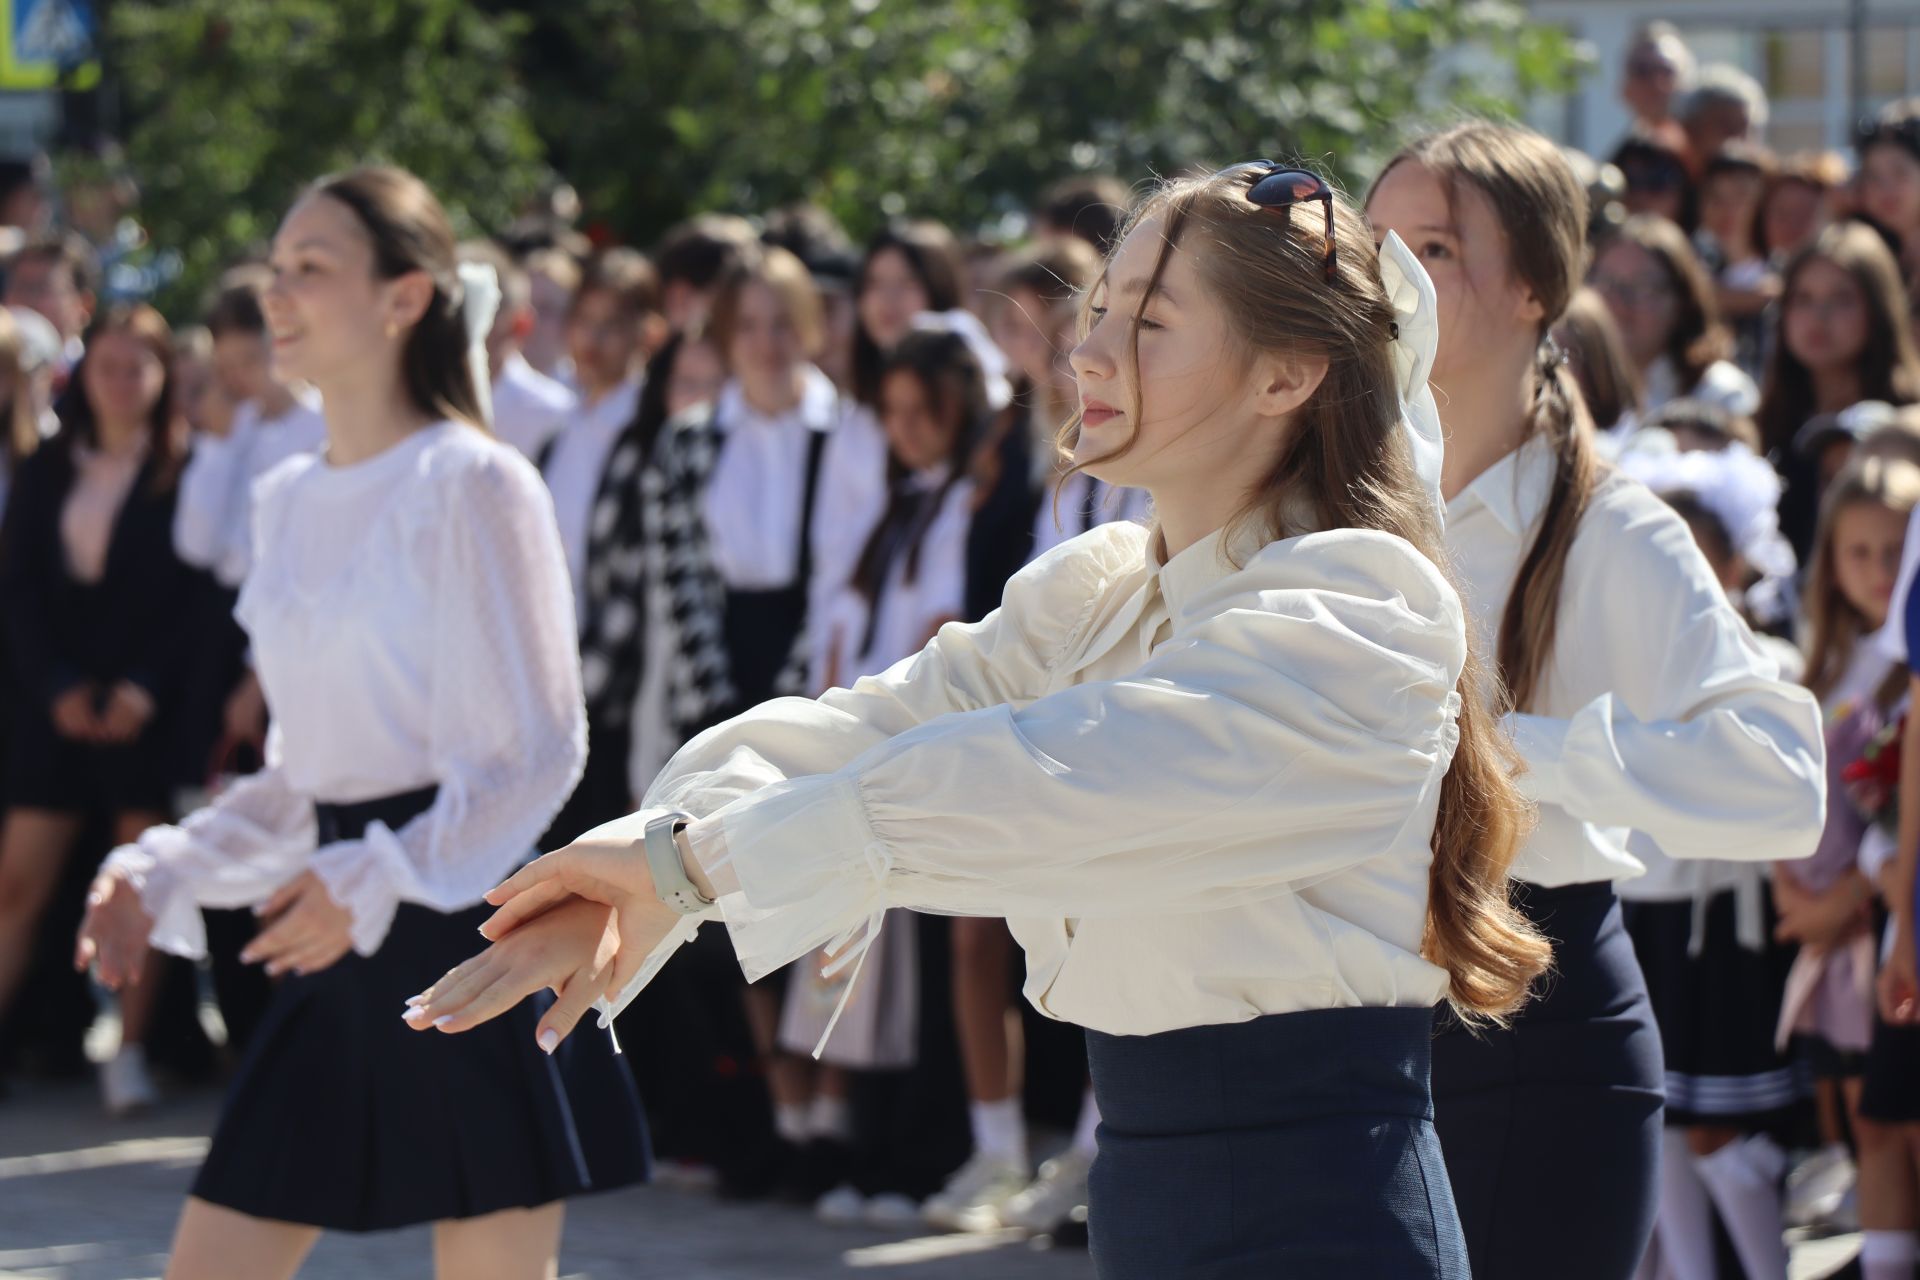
[
  {"left": 521, "top": 246, "right": 581, "bottom": 382},
  {"left": 1590, "top": 213, "right": 1758, "bottom": 419},
  {"left": 1611, "top": 135, "right": 1697, "bottom": 231},
  {"left": 1760, "top": 152, "right": 1848, "bottom": 264},
  {"left": 0, "top": 156, "right": 49, "bottom": 238},
  {"left": 5, "top": 233, "right": 98, "bottom": 380},
  {"left": 1034, "top": 174, "right": 1131, "bottom": 255},
  {"left": 1681, "top": 64, "right": 1769, "bottom": 172},
  {"left": 1696, "top": 143, "right": 1780, "bottom": 376},
  {"left": 654, "top": 213, "right": 762, "bottom": 335},
  {"left": 1619, "top": 22, "right": 1696, "bottom": 156},
  {"left": 458, "top": 239, "right": 576, "bottom": 460},
  {"left": 1553, "top": 285, "right": 1644, "bottom": 443},
  {"left": 763, "top": 204, "right": 860, "bottom": 391},
  {"left": 1856, "top": 99, "right": 1920, "bottom": 300}
]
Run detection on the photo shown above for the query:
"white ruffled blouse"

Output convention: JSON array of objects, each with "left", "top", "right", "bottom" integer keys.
[
  {"left": 601, "top": 517, "right": 1468, "bottom": 1040},
  {"left": 106, "top": 422, "right": 587, "bottom": 958}
]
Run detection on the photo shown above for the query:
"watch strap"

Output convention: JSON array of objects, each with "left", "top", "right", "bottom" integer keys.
[{"left": 641, "top": 809, "right": 714, "bottom": 916}]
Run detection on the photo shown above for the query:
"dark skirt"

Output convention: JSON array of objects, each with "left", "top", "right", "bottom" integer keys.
[
  {"left": 1622, "top": 889, "right": 1804, "bottom": 1126},
  {"left": 1862, "top": 1015, "right": 1920, "bottom": 1123},
  {"left": 1432, "top": 879, "right": 1665, "bottom": 1280},
  {"left": 190, "top": 786, "right": 651, "bottom": 1232},
  {"left": 1086, "top": 1005, "right": 1467, "bottom": 1279}
]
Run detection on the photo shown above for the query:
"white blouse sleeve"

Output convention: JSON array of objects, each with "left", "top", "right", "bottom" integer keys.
[
  {"left": 605, "top": 531, "right": 1464, "bottom": 1020},
  {"left": 103, "top": 725, "right": 317, "bottom": 960},
  {"left": 305, "top": 448, "right": 588, "bottom": 955},
  {"left": 171, "top": 431, "right": 245, "bottom": 574},
  {"left": 1506, "top": 481, "right": 1825, "bottom": 863}
]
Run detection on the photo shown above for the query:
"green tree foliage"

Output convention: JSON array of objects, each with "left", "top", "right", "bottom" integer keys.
[
  {"left": 95, "top": 0, "right": 1582, "bottom": 317},
  {"left": 103, "top": 0, "right": 545, "bottom": 316}
]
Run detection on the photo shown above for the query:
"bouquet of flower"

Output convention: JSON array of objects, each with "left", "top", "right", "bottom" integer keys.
[{"left": 1843, "top": 709, "right": 1905, "bottom": 833}]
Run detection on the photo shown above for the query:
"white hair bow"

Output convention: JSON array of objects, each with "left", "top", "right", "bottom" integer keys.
[
  {"left": 455, "top": 259, "right": 501, "bottom": 430},
  {"left": 1375, "top": 230, "right": 1447, "bottom": 522}
]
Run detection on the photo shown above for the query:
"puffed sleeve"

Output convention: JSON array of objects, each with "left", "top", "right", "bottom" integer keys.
[
  {"left": 304, "top": 445, "right": 587, "bottom": 955},
  {"left": 172, "top": 428, "right": 246, "bottom": 577},
  {"left": 601, "top": 530, "right": 1466, "bottom": 1022},
  {"left": 1505, "top": 479, "right": 1826, "bottom": 863},
  {"left": 102, "top": 725, "right": 317, "bottom": 959}
]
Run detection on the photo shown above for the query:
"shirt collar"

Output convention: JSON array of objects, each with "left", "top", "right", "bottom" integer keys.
[
  {"left": 1149, "top": 520, "right": 1272, "bottom": 620},
  {"left": 716, "top": 364, "right": 839, "bottom": 434},
  {"left": 579, "top": 375, "right": 642, "bottom": 433},
  {"left": 1446, "top": 432, "right": 1557, "bottom": 539}
]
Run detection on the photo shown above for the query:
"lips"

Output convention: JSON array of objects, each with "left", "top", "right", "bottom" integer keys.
[{"left": 1082, "top": 398, "right": 1120, "bottom": 427}]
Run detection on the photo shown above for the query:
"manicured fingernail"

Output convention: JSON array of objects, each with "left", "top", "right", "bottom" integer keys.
[
  {"left": 403, "top": 1007, "right": 428, "bottom": 1024},
  {"left": 538, "top": 1029, "right": 559, "bottom": 1054},
  {"left": 405, "top": 993, "right": 426, "bottom": 1006},
  {"left": 433, "top": 1016, "right": 454, "bottom": 1028}
]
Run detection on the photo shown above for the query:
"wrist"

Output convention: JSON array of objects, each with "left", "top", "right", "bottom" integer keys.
[{"left": 674, "top": 826, "right": 718, "bottom": 900}]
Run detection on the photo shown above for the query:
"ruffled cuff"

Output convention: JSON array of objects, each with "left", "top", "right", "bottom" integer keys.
[
  {"left": 307, "top": 827, "right": 409, "bottom": 957},
  {"left": 103, "top": 835, "right": 210, "bottom": 960}
]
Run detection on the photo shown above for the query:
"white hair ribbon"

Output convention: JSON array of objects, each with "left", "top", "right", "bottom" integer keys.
[
  {"left": 910, "top": 307, "right": 1015, "bottom": 412},
  {"left": 455, "top": 259, "right": 501, "bottom": 430},
  {"left": 1375, "top": 230, "right": 1447, "bottom": 523}
]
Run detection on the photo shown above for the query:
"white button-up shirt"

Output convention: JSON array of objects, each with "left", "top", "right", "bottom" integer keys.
[
  {"left": 606, "top": 518, "right": 1472, "bottom": 1038},
  {"left": 491, "top": 351, "right": 577, "bottom": 460},
  {"left": 543, "top": 376, "right": 641, "bottom": 628},
  {"left": 1445, "top": 435, "right": 1826, "bottom": 888}
]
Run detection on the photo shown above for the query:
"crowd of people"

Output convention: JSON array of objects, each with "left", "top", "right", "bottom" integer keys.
[{"left": 0, "top": 20, "right": 1917, "bottom": 1279}]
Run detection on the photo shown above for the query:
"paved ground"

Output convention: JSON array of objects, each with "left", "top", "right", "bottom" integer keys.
[
  {"left": 0, "top": 1081, "right": 1096, "bottom": 1280},
  {"left": 0, "top": 1079, "right": 1869, "bottom": 1279}
]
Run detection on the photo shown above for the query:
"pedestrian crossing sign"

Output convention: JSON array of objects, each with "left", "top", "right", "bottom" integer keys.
[{"left": 0, "top": 0, "right": 98, "bottom": 90}]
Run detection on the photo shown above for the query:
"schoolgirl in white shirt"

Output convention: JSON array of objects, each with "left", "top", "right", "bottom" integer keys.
[
  {"left": 458, "top": 240, "right": 577, "bottom": 461},
  {"left": 76, "top": 166, "right": 646, "bottom": 1280},
  {"left": 1368, "top": 121, "right": 1826, "bottom": 1280},
  {"left": 415, "top": 164, "right": 1554, "bottom": 1279}
]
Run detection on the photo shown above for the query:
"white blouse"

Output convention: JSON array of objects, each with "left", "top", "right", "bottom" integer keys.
[
  {"left": 491, "top": 351, "right": 577, "bottom": 460},
  {"left": 704, "top": 366, "right": 847, "bottom": 591},
  {"left": 1445, "top": 435, "right": 1825, "bottom": 889},
  {"left": 544, "top": 375, "right": 641, "bottom": 627},
  {"left": 813, "top": 470, "right": 974, "bottom": 688},
  {"left": 602, "top": 518, "right": 1469, "bottom": 1039},
  {"left": 173, "top": 394, "right": 328, "bottom": 588},
  {"left": 106, "top": 422, "right": 586, "bottom": 959}
]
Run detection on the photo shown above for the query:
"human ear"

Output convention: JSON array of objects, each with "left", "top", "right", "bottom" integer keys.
[
  {"left": 385, "top": 270, "right": 436, "bottom": 332},
  {"left": 1514, "top": 280, "right": 1547, "bottom": 327},
  {"left": 1251, "top": 350, "right": 1329, "bottom": 420}
]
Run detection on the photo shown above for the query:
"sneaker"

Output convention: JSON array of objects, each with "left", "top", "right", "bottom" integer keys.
[
  {"left": 815, "top": 1184, "right": 868, "bottom": 1226},
  {"left": 922, "top": 1151, "right": 1028, "bottom": 1232},
  {"left": 100, "top": 1045, "right": 158, "bottom": 1117},
  {"left": 1786, "top": 1144, "right": 1856, "bottom": 1229},
  {"left": 1000, "top": 1147, "right": 1095, "bottom": 1234},
  {"left": 863, "top": 1192, "right": 922, "bottom": 1228}
]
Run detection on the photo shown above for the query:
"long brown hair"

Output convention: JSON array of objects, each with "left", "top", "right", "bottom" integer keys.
[
  {"left": 305, "top": 166, "right": 487, "bottom": 430},
  {"left": 55, "top": 302, "right": 182, "bottom": 490},
  {"left": 1375, "top": 122, "right": 1603, "bottom": 716},
  {"left": 1072, "top": 164, "right": 1549, "bottom": 1022},
  {"left": 1801, "top": 455, "right": 1920, "bottom": 704},
  {"left": 852, "top": 220, "right": 964, "bottom": 406},
  {"left": 1757, "top": 222, "right": 1920, "bottom": 455}
]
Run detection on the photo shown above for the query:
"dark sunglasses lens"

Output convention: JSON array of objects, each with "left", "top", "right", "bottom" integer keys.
[{"left": 1248, "top": 170, "right": 1326, "bottom": 207}]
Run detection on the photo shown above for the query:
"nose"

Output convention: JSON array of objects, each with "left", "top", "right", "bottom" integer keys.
[{"left": 1067, "top": 316, "right": 1114, "bottom": 387}]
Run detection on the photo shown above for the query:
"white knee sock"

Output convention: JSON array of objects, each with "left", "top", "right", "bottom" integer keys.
[
  {"left": 1655, "top": 1129, "right": 1717, "bottom": 1280},
  {"left": 807, "top": 1092, "right": 852, "bottom": 1144},
  {"left": 774, "top": 1102, "right": 809, "bottom": 1145},
  {"left": 1861, "top": 1228, "right": 1920, "bottom": 1280},
  {"left": 968, "top": 1096, "right": 1026, "bottom": 1165},
  {"left": 1693, "top": 1134, "right": 1789, "bottom": 1280},
  {"left": 1070, "top": 1087, "right": 1101, "bottom": 1157}
]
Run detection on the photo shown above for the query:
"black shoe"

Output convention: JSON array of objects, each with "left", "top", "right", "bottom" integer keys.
[{"left": 779, "top": 1138, "right": 852, "bottom": 1206}]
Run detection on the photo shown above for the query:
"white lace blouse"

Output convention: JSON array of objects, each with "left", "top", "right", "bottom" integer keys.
[
  {"left": 601, "top": 518, "right": 1468, "bottom": 1039},
  {"left": 106, "top": 422, "right": 587, "bottom": 958}
]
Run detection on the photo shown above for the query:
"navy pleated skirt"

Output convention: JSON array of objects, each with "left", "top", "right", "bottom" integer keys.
[
  {"left": 1085, "top": 1005, "right": 1467, "bottom": 1279},
  {"left": 1431, "top": 879, "right": 1665, "bottom": 1280},
  {"left": 190, "top": 786, "right": 651, "bottom": 1232}
]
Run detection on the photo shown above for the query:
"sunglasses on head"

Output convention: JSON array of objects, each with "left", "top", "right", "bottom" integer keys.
[{"left": 1219, "top": 162, "right": 1338, "bottom": 283}]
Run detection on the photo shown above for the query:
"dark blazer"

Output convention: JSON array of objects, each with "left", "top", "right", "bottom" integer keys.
[{"left": 0, "top": 440, "right": 200, "bottom": 712}]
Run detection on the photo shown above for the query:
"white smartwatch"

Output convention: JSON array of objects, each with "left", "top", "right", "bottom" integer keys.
[{"left": 640, "top": 809, "right": 715, "bottom": 916}]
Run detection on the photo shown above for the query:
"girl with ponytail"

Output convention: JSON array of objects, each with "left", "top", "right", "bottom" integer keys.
[
  {"left": 412, "top": 162, "right": 1551, "bottom": 1276},
  {"left": 75, "top": 166, "right": 647, "bottom": 1278},
  {"left": 1369, "top": 121, "right": 1826, "bottom": 1280}
]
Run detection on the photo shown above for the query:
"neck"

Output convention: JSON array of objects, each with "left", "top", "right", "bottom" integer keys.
[
  {"left": 1435, "top": 344, "right": 1537, "bottom": 500},
  {"left": 1811, "top": 366, "right": 1864, "bottom": 414},
  {"left": 740, "top": 367, "right": 804, "bottom": 417},
  {"left": 311, "top": 364, "right": 433, "bottom": 465},
  {"left": 92, "top": 416, "right": 147, "bottom": 456},
  {"left": 257, "top": 380, "right": 300, "bottom": 421}
]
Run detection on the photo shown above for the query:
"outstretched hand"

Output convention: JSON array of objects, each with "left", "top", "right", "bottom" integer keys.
[{"left": 406, "top": 827, "right": 690, "bottom": 1050}]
